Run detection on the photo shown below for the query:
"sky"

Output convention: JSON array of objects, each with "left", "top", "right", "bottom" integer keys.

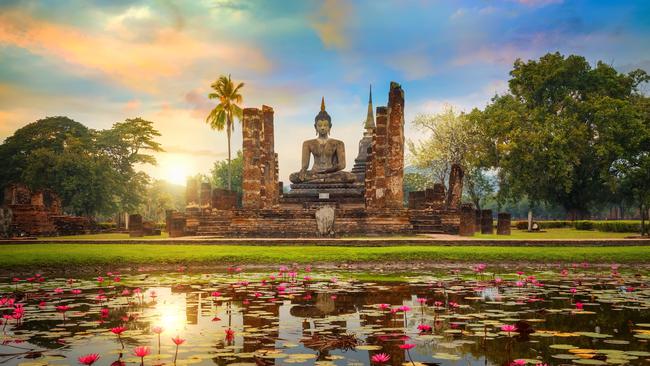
[{"left": 1, "top": 0, "right": 649, "bottom": 186}]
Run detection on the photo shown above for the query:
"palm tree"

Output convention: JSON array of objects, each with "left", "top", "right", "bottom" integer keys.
[{"left": 206, "top": 74, "right": 244, "bottom": 190}]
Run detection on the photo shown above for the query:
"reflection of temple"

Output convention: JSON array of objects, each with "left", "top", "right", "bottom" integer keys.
[{"left": 170, "top": 82, "right": 462, "bottom": 237}]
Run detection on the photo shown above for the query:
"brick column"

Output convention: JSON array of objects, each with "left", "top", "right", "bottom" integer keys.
[
  {"left": 129, "top": 214, "right": 143, "bottom": 237},
  {"left": 497, "top": 212, "right": 511, "bottom": 235},
  {"left": 261, "top": 105, "right": 278, "bottom": 207},
  {"left": 185, "top": 177, "right": 199, "bottom": 206},
  {"left": 200, "top": 182, "right": 212, "bottom": 208},
  {"left": 480, "top": 209, "right": 493, "bottom": 234},
  {"left": 242, "top": 108, "right": 262, "bottom": 209},
  {"left": 365, "top": 106, "right": 388, "bottom": 208},
  {"left": 446, "top": 164, "right": 464, "bottom": 209},
  {"left": 459, "top": 204, "right": 475, "bottom": 236},
  {"left": 385, "top": 82, "right": 405, "bottom": 208}
]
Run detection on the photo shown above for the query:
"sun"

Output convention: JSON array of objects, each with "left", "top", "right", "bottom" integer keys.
[{"left": 162, "top": 155, "right": 191, "bottom": 186}]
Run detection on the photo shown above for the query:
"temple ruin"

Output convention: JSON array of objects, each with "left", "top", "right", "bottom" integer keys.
[{"left": 172, "top": 82, "right": 462, "bottom": 237}]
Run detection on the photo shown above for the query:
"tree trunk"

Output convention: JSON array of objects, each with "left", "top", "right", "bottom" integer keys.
[
  {"left": 642, "top": 203, "right": 647, "bottom": 237},
  {"left": 226, "top": 116, "right": 232, "bottom": 191},
  {"left": 527, "top": 209, "right": 533, "bottom": 232}
]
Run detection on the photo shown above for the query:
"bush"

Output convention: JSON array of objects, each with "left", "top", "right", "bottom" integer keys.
[
  {"left": 574, "top": 221, "right": 594, "bottom": 230},
  {"left": 513, "top": 220, "right": 641, "bottom": 233},
  {"left": 592, "top": 221, "right": 640, "bottom": 233},
  {"left": 513, "top": 220, "right": 572, "bottom": 230}
]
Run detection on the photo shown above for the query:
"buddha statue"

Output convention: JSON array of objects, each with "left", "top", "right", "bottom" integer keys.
[{"left": 289, "top": 98, "right": 357, "bottom": 184}]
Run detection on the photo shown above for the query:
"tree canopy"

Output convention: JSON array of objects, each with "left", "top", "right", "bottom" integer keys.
[
  {"left": 474, "top": 52, "right": 649, "bottom": 219},
  {"left": 0, "top": 116, "right": 163, "bottom": 217}
]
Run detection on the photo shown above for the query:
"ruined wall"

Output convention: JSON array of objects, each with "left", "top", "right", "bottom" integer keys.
[
  {"left": 385, "top": 82, "right": 405, "bottom": 208},
  {"left": 365, "top": 82, "right": 405, "bottom": 210},
  {"left": 242, "top": 106, "right": 278, "bottom": 209},
  {"left": 446, "top": 164, "right": 464, "bottom": 209},
  {"left": 365, "top": 107, "right": 388, "bottom": 208},
  {"left": 185, "top": 177, "right": 199, "bottom": 207}
]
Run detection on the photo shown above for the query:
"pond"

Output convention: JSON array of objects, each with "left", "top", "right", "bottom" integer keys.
[{"left": 1, "top": 264, "right": 649, "bottom": 366}]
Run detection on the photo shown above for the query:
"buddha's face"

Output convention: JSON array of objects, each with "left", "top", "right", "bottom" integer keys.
[{"left": 315, "top": 119, "right": 331, "bottom": 137}]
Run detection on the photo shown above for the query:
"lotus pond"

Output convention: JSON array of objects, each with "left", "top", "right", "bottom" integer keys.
[{"left": 1, "top": 264, "right": 649, "bottom": 366}]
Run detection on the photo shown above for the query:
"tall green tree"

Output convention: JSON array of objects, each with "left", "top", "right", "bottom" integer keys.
[
  {"left": 206, "top": 75, "right": 244, "bottom": 191},
  {"left": 408, "top": 105, "right": 490, "bottom": 208},
  {"left": 211, "top": 150, "right": 243, "bottom": 206},
  {"left": 96, "top": 118, "right": 164, "bottom": 213},
  {"left": 476, "top": 52, "right": 648, "bottom": 225},
  {"left": 0, "top": 116, "right": 163, "bottom": 217}
]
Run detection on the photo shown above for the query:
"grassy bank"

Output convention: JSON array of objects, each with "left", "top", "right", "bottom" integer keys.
[
  {"left": 473, "top": 228, "right": 635, "bottom": 239},
  {"left": 1, "top": 244, "right": 649, "bottom": 270},
  {"left": 38, "top": 227, "right": 639, "bottom": 241}
]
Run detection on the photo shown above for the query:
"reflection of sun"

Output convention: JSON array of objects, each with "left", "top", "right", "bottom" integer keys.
[{"left": 158, "top": 303, "right": 184, "bottom": 332}]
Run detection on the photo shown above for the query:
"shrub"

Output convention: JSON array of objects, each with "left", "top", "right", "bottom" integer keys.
[{"left": 513, "top": 220, "right": 641, "bottom": 233}]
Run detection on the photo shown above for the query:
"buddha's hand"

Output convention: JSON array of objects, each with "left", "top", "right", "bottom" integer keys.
[{"left": 298, "top": 169, "right": 307, "bottom": 181}]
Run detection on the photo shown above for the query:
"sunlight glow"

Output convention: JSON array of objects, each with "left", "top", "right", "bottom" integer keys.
[
  {"left": 158, "top": 303, "right": 185, "bottom": 332},
  {"left": 161, "top": 154, "right": 191, "bottom": 185}
]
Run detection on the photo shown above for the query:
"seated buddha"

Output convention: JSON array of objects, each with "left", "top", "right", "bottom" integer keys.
[{"left": 289, "top": 98, "right": 357, "bottom": 184}]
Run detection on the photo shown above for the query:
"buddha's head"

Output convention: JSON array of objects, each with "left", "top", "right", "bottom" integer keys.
[{"left": 314, "top": 97, "right": 332, "bottom": 137}]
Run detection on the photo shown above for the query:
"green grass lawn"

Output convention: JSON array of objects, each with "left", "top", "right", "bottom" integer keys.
[
  {"left": 37, "top": 228, "right": 639, "bottom": 241},
  {"left": 1, "top": 244, "right": 649, "bottom": 269},
  {"left": 41, "top": 232, "right": 170, "bottom": 240},
  {"left": 472, "top": 228, "right": 636, "bottom": 240}
]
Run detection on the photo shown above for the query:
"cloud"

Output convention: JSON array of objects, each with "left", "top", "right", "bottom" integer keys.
[
  {"left": 512, "top": 0, "right": 563, "bottom": 7},
  {"left": 123, "top": 99, "right": 141, "bottom": 112},
  {"left": 386, "top": 49, "right": 437, "bottom": 80},
  {"left": 185, "top": 89, "right": 213, "bottom": 119},
  {"left": 0, "top": 7, "right": 272, "bottom": 93},
  {"left": 452, "top": 42, "right": 539, "bottom": 66},
  {"left": 311, "top": 0, "right": 353, "bottom": 49}
]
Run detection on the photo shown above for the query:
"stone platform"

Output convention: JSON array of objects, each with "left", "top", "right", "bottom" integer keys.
[
  {"left": 282, "top": 182, "right": 365, "bottom": 206},
  {"left": 182, "top": 207, "right": 460, "bottom": 238}
]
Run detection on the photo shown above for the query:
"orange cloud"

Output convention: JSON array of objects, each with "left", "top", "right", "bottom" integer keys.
[
  {"left": 0, "top": 8, "right": 272, "bottom": 93},
  {"left": 311, "top": 0, "right": 353, "bottom": 49}
]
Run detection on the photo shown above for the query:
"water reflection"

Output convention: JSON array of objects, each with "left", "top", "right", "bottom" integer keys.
[{"left": 0, "top": 269, "right": 649, "bottom": 366}]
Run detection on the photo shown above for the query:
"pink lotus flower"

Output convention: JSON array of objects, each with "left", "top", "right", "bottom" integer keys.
[
  {"left": 378, "top": 303, "right": 390, "bottom": 310},
  {"left": 510, "top": 359, "right": 526, "bottom": 366},
  {"left": 225, "top": 328, "right": 235, "bottom": 343},
  {"left": 78, "top": 353, "right": 100, "bottom": 365},
  {"left": 133, "top": 346, "right": 151, "bottom": 363},
  {"left": 71, "top": 289, "right": 82, "bottom": 295},
  {"left": 417, "top": 324, "right": 432, "bottom": 332},
  {"left": 371, "top": 353, "right": 391, "bottom": 363},
  {"left": 97, "top": 276, "right": 104, "bottom": 283},
  {"left": 434, "top": 301, "right": 443, "bottom": 307},
  {"left": 416, "top": 298, "right": 427, "bottom": 304},
  {"left": 111, "top": 326, "right": 126, "bottom": 335},
  {"left": 172, "top": 336, "right": 185, "bottom": 363},
  {"left": 501, "top": 324, "right": 517, "bottom": 332},
  {"left": 56, "top": 305, "right": 70, "bottom": 313},
  {"left": 54, "top": 288, "right": 63, "bottom": 294},
  {"left": 100, "top": 308, "right": 109, "bottom": 318},
  {"left": 398, "top": 305, "right": 411, "bottom": 312},
  {"left": 575, "top": 302, "right": 584, "bottom": 310},
  {"left": 399, "top": 343, "right": 416, "bottom": 350},
  {"left": 501, "top": 324, "right": 517, "bottom": 335},
  {"left": 152, "top": 326, "right": 163, "bottom": 352},
  {"left": 111, "top": 326, "right": 126, "bottom": 348},
  {"left": 570, "top": 288, "right": 577, "bottom": 294}
]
